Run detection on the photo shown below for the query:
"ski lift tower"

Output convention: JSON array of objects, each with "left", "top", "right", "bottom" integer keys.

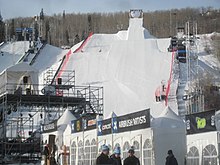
[{"left": 184, "top": 21, "right": 204, "bottom": 114}]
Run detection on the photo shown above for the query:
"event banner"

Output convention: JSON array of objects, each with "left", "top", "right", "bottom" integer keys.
[
  {"left": 97, "top": 118, "right": 112, "bottom": 136},
  {"left": 84, "top": 115, "right": 97, "bottom": 131},
  {"left": 186, "top": 109, "right": 216, "bottom": 134},
  {"left": 42, "top": 120, "right": 57, "bottom": 133},
  {"left": 97, "top": 109, "right": 150, "bottom": 136},
  {"left": 115, "top": 109, "right": 150, "bottom": 133},
  {"left": 71, "top": 118, "right": 83, "bottom": 133},
  {"left": 71, "top": 115, "right": 96, "bottom": 133}
]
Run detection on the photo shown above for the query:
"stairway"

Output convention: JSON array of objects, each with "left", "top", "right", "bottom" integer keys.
[{"left": 177, "top": 63, "right": 188, "bottom": 118}]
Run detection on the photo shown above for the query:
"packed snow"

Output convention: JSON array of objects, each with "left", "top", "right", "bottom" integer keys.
[{"left": 57, "top": 18, "right": 173, "bottom": 118}]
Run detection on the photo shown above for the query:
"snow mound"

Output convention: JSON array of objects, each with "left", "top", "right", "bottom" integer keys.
[{"left": 58, "top": 18, "right": 172, "bottom": 118}]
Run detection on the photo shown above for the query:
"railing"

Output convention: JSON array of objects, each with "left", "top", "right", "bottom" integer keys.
[
  {"left": 29, "top": 42, "right": 46, "bottom": 65},
  {"left": 0, "top": 83, "right": 103, "bottom": 114}
]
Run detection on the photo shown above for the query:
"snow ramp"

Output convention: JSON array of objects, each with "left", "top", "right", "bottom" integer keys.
[
  {"left": 56, "top": 17, "right": 173, "bottom": 118},
  {"left": 32, "top": 44, "right": 68, "bottom": 84}
]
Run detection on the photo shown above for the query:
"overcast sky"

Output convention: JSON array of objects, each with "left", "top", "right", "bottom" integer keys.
[{"left": 0, "top": 0, "right": 220, "bottom": 19}]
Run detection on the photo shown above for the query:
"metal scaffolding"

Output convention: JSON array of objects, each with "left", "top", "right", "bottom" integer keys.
[{"left": 0, "top": 69, "right": 103, "bottom": 163}]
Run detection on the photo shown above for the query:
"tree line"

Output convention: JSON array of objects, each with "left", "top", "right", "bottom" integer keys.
[{"left": 0, "top": 7, "right": 219, "bottom": 47}]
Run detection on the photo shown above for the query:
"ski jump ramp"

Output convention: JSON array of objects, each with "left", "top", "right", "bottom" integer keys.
[{"left": 57, "top": 17, "right": 174, "bottom": 118}]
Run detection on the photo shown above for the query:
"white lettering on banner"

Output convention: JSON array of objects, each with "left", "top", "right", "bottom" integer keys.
[
  {"left": 119, "top": 115, "right": 146, "bottom": 128},
  {"left": 102, "top": 123, "right": 111, "bottom": 130},
  {"left": 44, "top": 123, "right": 55, "bottom": 131}
]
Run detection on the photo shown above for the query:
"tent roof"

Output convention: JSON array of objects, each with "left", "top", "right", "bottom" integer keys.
[
  {"left": 158, "top": 106, "right": 182, "bottom": 121},
  {"left": 151, "top": 106, "right": 185, "bottom": 129},
  {"left": 57, "top": 109, "right": 76, "bottom": 126},
  {"left": 5, "top": 62, "right": 38, "bottom": 73}
]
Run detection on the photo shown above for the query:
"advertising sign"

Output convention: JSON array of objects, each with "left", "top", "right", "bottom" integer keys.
[
  {"left": 186, "top": 110, "right": 216, "bottom": 134},
  {"left": 42, "top": 120, "right": 57, "bottom": 133}
]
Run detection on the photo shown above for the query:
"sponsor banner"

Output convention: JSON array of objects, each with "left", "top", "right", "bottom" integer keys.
[
  {"left": 71, "top": 109, "right": 150, "bottom": 135},
  {"left": 97, "top": 118, "right": 112, "bottom": 136},
  {"left": 116, "top": 109, "right": 150, "bottom": 133},
  {"left": 112, "top": 116, "right": 118, "bottom": 133},
  {"left": 71, "top": 118, "right": 83, "bottom": 133},
  {"left": 186, "top": 110, "right": 216, "bottom": 134},
  {"left": 98, "top": 109, "right": 150, "bottom": 136},
  {"left": 71, "top": 115, "right": 96, "bottom": 133},
  {"left": 42, "top": 120, "right": 57, "bottom": 133},
  {"left": 84, "top": 116, "right": 97, "bottom": 131}
]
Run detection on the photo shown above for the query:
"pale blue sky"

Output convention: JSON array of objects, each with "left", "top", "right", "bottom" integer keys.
[{"left": 0, "top": 0, "right": 219, "bottom": 19}]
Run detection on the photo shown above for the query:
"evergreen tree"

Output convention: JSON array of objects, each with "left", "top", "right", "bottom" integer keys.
[
  {"left": 88, "top": 15, "right": 92, "bottom": 32},
  {"left": 0, "top": 12, "right": 5, "bottom": 42},
  {"left": 10, "top": 19, "right": 15, "bottom": 40},
  {"left": 40, "top": 8, "right": 44, "bottom": 21},
  {"left": 65, "top": 29, "right": 69, "bottom": 45},
  {"left": 74, "top": 34, "right": 80, "bottom": 45},
  {"left": 81, "top": 30, "right": 86, "bottom": 41},
  {"left": 45, "top": 20, "right": 50, "bottom": 42}
]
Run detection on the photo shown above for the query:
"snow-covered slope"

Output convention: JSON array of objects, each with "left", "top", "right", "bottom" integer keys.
[
  {"left": 32, "top": 44, "right": 68, "bottom": 84},
  {"left": 0, "top": 41, "right": 29, "bottom": 73},
  {"left": 57, "top": 18, "right": 173, "bottom": 118},
  {"left": 197, "top": 33, "right": 220, "bottom": 83}
]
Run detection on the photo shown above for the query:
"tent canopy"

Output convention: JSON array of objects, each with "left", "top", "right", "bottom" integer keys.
[
  {"left": 57, "top": 109, "right": 76, "bottom": 133},
  {"left": 152, "top": 106, "right": 186, "bottom": 165},
  {"left": 151, "top": 106, "right": 185, "bottom": 129}
]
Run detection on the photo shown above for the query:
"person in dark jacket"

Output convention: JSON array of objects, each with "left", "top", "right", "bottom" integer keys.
[
  {"left": 110, "top": 147, "right": 122, "bottom": 165},
  {"left": 165, "top": 150, "right": 178, "bottom": 165},
  {"left": 124, "top": 146, "right": 140, "bottom": 165},
  {"left": 96, "top": 144, "right": 112, "bottom": 165},
  {"left": 43, "top": 144, "right": 50, "bottom": 165}
]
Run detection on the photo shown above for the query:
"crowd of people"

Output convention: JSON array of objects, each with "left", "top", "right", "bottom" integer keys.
[
  {"left": 96, "top": 144, "right": 178, "bottom": 165},
  {"left": 96, "top": 144, "right": 140, "bottom": 165},
  {"left": 43, "top": 143, "right": 178, "bottom": 165}
]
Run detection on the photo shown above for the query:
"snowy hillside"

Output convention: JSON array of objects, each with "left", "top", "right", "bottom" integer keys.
[
  {"left": 0, "top": 41, "right": 29, "bottom": 73},
  {"left": 197, "top": 33, "right": 220, "bottom": 83},
  {"left": 0, "top": 21, "right": 219, "bottom": 120},
  {"left": 32, "top": 44, "right": 68, "bottom": 84}
]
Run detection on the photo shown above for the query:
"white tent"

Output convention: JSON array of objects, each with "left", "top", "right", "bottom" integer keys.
[
  {"left": 151, "top": 106, "right": 186, "bottom": 165},
  {"left": 57, "top": 109, "right": 76, "bottom": 132},
  {"left": 0, "top": 62, "right": 39, "bottom": 94},
  {"left": 42, "top": 109, "right": 76, "bottom": 147}
]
